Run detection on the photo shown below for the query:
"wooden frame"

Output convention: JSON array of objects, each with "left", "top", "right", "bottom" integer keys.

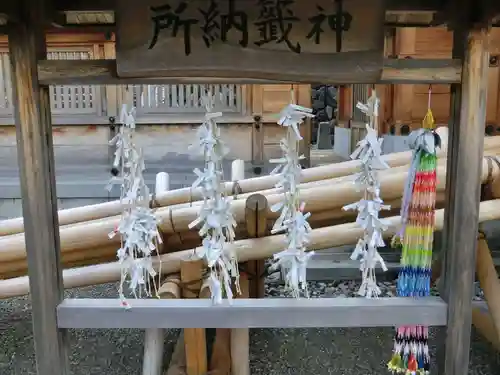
[
  {"left": 36, "top": 58, "right": 463, "bottom": 85},
  {"left": 6, "top": 1, "right": 500, "bottom": 375},
  {"left": 58, "top": 297, "right": 449, "bottom": 329}
]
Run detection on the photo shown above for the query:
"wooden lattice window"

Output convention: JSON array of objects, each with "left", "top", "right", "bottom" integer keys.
[
  {"left": 0, "top": 47, "right": 105, "bottom": 123},
  {"left": 131, "top": 84, "right": 243, "bottom": 115},
  {"left": 351, "top": 84, "right": 369, "bottom": 122},
  {"left": 47, "top": 50, "right": 103, "bottom": 116}
]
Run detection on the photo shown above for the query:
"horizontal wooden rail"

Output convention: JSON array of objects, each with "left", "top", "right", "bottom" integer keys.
[
  {"left": 58, "top": 297, "right": 450, "bottom": 329},
  {"left": 37, "top": 58, "right": 462, "bottom": 85}
]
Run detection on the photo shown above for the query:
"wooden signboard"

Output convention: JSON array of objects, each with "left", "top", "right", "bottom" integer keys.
[{"left": 116, "top": 0, "right": 386, "bottom": 83}]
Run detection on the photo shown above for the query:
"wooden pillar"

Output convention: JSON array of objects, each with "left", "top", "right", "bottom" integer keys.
[
  {"left": 440, "top": 27, "right": 466, "bottom": 300},
  {"left": 245, "top": 194, "right": 268, "bottom": 298},
  {"left": 181, "top": 259, "right": 207, "bottom": 375},
  {"left": 8, "top": 1, "right": 70, "bottom": 374},
  {"left": 142, "top": 172, "right": 170, "bottom": 375},
  {"left": 442, "top": 28, "right": 490, "bottom": 375}
]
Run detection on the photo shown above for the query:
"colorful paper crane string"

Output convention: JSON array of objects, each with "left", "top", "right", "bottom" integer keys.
[{"left": 388, "top": 107, "right": 439, "bottom": 375}]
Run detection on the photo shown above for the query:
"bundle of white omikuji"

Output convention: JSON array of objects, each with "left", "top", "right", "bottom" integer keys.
[
  {"left": 269, "top": 103, "right": 315, "bottom": 298},
  {"left": 188, "top": 90, "right": 239, "bottom": 304},
  {"left": 343, "top": 92, "right": 391, "bottom": 298},
  {"left": 108, "top": 92, "right": 366, "bottom": 305},
  {"left": 108, "top": 105, "right": 162, "bottom": 307}
]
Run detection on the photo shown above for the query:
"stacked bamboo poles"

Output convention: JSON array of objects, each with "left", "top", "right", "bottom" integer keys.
[
  {"left": 159, "top": 161, "right": 257, "bottom": 375},
  {"left": 3, "top": 197, "right": 500, "bottom": 300},
  {"left": 5, "top": 127, "right": 500, "bottom": 238},
  {"left": 1, "top": 150, "right": 499, "bottom": 278}
]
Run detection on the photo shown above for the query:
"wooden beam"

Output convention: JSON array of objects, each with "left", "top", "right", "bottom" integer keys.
[
  {"left": 8, "top": 0, "right": 70, "bottom": 374},
  {"left": 442, "top": 28, "right": 490, "bottom": 375},
  {"left": 57, "top": 297, "right": 450, "bottom": 329},
  {"left": 0, "top": 0, "right": 446, "bottom": 13},
  {"left": 380, "top": 58, "right": 462, "bottom": 83},
  {"left": 37, "top": 58, "right": 463, "bottom": 85}
]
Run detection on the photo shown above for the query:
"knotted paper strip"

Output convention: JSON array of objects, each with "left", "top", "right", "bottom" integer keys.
[
  {"left": 342, "top": 90, "right": 390, "bottom": 298},
  {"left": 108, "top": 104, "right": 162, "bottom": 308},
  {"left": 188, "top": 89, "right": 238, "bottom": 304},
  {"left": 269, "top": 103, "right": 315, "bottom": 298}
]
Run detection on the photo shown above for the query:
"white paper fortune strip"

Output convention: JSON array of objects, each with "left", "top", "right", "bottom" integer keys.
[
  {"left": 188, "top": 89, "right": 238, "bottom": 305},
  {"left": 269, "top": 102, "right": 315, "bottom": 298},
  {"left": 107, "top": 104, "right": 162, "bottom": 308},
  {"left": 342, "top": 90, "right": 391, "bottom": 298}
]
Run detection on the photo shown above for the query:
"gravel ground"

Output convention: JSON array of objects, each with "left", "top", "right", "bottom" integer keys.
[{"left": 1, "top": 277, "right": 499, "bottom": 375}]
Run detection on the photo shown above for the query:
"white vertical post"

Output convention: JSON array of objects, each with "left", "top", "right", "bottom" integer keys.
[
  {"left": 142, "top": 172, "right": 170, "bottom": 375},
  {"left": 230, "top": 159, "right": 250, "bottom": 375}
]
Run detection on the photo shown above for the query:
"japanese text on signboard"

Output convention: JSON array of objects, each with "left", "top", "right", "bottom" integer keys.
[{"left": 149, "top": 0, "right": 352, "bottom": 55}]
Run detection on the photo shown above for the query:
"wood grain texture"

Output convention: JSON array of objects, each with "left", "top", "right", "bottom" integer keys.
[
  {"left": 36, "top": 57, "right": 464, "bottom": 85},
  {"left": 115, "top": 0, "right": 385, "bottom": 81},
  {"left": 8, "top": 0, "right": 71, "bottom": 374},
  {"left": 381, "top": 58, "right": 462, "bottom": 83},
  {"left": 0, "top": 0, "right": 450, "bottom": 14},
  {"left": 230, "top": 273, "right": 249, "bottom": 375},
  {"left": 442, "top": 28, "right": 490, "bottom": 375},
  {"left": 180, "top": 260, "right": 207, "bottom": 375},
  {"left": 244, "top": 194, "right": 268, "bottom": 299}
]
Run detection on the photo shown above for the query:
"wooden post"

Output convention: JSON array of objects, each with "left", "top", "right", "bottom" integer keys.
[
  {"left": 439, "top": 26, "right": 466, "bottom": 300},
  {"left": 142, "top": 172, "right": 170, "bottom": 375},
  {"left": 181, "top": 259, "right": 207, "bottom": 375},
  {"left": 160, "top": 275, "right": 186, "bottom": 375},
  {"left": 206, "top": 275, "right": 231, "bottom": 375},
  {"left": 442, "top": 28, "right": 490, "bottom": 375},
  {"left": 206, "top": 160, "right": 247, "bottom": 375},
  {"left": 8, "top": 1, "right": 70, "bottom": 374},
  {"left": 230, "top": 273, "right": 250, "bottom": 375},
  {"left": 245, "top": 194, "right": 268, "bottom": 298}
]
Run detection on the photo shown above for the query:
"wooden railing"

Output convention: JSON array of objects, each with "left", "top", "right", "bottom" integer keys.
[{"left": 351, "top": 84, "right": 369, "bottom": 122}]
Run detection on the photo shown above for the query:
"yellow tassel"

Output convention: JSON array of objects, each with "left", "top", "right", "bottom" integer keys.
[
  {"left": 388, "top": 353, "right": 404, "bottom": 372},
  {"left": 422, "top": 108, "right": 435, "bottom": 130}
]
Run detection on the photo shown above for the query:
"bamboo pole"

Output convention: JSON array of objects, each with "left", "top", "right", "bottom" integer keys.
[
  {"left": 0, "top": 192, "right": 447, "bottom": 278},
  {"left": 7, "top": 128, "right": 500, "bottom": 237},
  {"left": 0, "top": 244, "right": 118, "bottom": 278},
  {"left": 3, "top": 199, "right": 500, "bottom": 300},
  {"left": 475, "top": 235, "right": 500, "bottom": 343},
  {"left": 3, "top": 155, "right": 495, "bottom": 264},
  {"left": 166, "top": 332, "right": 187, "bottom": 375},
  {"left": 430, "top": 234, "right": 500, "bottom": 351},
  {"left": 472, "top": 308, "right": 500, "bottom": 351}
]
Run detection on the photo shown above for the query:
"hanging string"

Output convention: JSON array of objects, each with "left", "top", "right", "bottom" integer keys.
[
  {"left": 388, "top": 85, "right": 439, "bottom": 375},
  {"left": 269, "top": 93, "right": 314, "bottom": 298},
  {"left": 343, "top": 89, "right": 390, "bottom": 297},
  {"left": 424, "top": 85, "right": 435, "bottom": 130}
]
